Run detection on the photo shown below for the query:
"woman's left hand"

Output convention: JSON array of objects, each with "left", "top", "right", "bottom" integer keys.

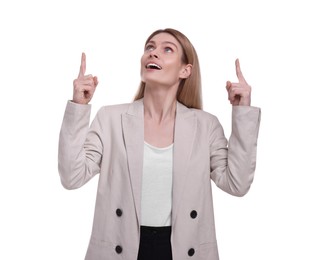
[{"left": 226, "top": 59, "right": 251, "bottom": 106}]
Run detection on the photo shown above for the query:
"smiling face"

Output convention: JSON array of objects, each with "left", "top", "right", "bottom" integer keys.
[{"left": 140, "top": 32, "right": 191, "bottom": 89}]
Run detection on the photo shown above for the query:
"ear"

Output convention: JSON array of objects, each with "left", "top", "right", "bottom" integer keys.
[{"left": 179, "top": 64, "right": 192, "bottom": 79}]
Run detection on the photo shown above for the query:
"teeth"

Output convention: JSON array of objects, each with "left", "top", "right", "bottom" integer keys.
[{"left": 146, "top": 63, "right": 162, "bottom": 69}]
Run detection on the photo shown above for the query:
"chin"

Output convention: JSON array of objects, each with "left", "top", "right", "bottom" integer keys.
[{"left": 142, "top": 75, "right": 163, "bottom": 85}]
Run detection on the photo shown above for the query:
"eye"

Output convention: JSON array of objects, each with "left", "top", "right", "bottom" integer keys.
[
  {"left": 164, "top": 46, "right": 173, "bottom": 53},
  {"left": 145, "top": 44, "right": 155, "bottom": 52}
]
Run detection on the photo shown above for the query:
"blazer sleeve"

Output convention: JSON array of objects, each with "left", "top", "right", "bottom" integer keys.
[
  {"left": 210, "top": 106, "right": 261, "bottom": 196},
  {"left": 58, "top": 101, "right": 103, "bottom": 190}
]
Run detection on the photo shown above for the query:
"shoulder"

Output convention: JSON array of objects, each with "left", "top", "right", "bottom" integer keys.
[
  {"left": 177, "top": 102, "right": 223, "bottom": 135},
  {"left": 191, "top": 109, "right": 224, "bottom": 136},
  {"left": 99, "top": 103, "right": 131, "bottom": 114},
  {"left": 190, "top": 108, "right": 218, "bottom": 122},
  {"left": 177, "top": 101, "right": 217, "bottom": 121},
  {"left": 96, "top": 99, "right": 143, "bottom": 119}
]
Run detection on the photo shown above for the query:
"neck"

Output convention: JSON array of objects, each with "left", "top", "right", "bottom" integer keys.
[{"left": 143, "top": 85, "right": 178, "bottom": 123}]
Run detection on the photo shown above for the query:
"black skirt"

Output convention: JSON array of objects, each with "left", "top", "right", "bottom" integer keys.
[{"left": 137, "top": 226, "right": 173, "bottom": 260}]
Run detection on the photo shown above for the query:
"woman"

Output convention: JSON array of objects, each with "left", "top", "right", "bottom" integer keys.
[{"left": 59, "top": 28, "right": 261, "bottom": 260}]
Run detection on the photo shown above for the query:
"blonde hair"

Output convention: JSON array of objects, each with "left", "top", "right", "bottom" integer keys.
[{"left": 134, "top": 28, "right": 202, "bottom": 110}]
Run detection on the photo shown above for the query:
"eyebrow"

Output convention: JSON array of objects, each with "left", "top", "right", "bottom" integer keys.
[{"left": 146, "top": 40, "right": 178, "bottom": 49}]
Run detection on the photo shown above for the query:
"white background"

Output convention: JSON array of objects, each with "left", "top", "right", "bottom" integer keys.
[{"left": 1, "top": 0, "right": 318, "bottom": 259}]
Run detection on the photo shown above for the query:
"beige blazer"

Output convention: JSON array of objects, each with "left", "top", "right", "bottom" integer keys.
[{"left": 58, "top": 99, "right": 261, "bottom": 260}]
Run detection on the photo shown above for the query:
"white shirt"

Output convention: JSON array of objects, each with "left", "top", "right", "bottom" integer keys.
[{"left": 141, "top": 142, "right": 173, "bottom": 227}]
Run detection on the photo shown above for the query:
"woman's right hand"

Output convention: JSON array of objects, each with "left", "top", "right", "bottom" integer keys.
[{"left": 72, "top": 52, "right": 99, "bottom": 104}]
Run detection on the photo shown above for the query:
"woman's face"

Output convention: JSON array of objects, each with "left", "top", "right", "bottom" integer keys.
[{"left": 140, "top": 32, "right": 189, "bottom": 88}]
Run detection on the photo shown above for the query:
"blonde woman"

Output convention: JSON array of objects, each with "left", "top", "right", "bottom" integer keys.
[{"left": 59, "top": 28, "right": 261, "bottom": 260}]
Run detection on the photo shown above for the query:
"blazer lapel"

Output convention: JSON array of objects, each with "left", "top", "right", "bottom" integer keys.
[
  {"left": 172, "top": 102, "right": 197, "bottom": 226},
  {"left": 122, "top": 99, "right": 144, "bottom": 227}
]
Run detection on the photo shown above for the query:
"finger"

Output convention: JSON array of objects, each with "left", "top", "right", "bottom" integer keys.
[
  {"left": 228, "top": 82, "right": 241, "bottom": 88},
  {"left": 79, "top": 79, "right": 95, "bottom": 86},
  {"left": 229, "top": 82, "right": 251, "bottom": 93},
  {"left": 229, "top": 86, "right": 251, "bottom": 103},
  {"left": 75, "top": 85, "right": 95, "bottom": 96},
  {"left": 78, "top": 52, "right": 86, "bottom": 78},
  {"left": 229, "top": 86, "right": 242, "bottom": 101},
  {"left": 229, "top": 91, "right": 241, "bottom": 104},
  {"left": 235, "top": 58, "right": 247, "bottom": 84},
  {"left": 82, "top": 74, "right": 93, "bottom": 80},
  {"left": 93, "top": 76, "right": 99, "bottom": 87},
  {"left": 73, "top": 80, "right": 95, "bottom": 94},
  {"left": 225, "top": 81, "right": 232, "bottom": 91},
  {"left": 74, "top": 76, "right": 94, "bottom": 84}
]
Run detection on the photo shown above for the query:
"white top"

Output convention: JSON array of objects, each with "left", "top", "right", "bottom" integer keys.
[{"left": 141, "top": 142, "right": 173, "bottom": 227}]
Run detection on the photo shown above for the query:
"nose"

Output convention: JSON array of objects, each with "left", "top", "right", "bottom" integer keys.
[{"left": 149, "top": 49, "right": 159, "bottom": 59}]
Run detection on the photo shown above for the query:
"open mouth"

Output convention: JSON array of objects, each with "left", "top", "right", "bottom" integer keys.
[{"left": 145, "top": 63, "right": 162, "bottom": 70}]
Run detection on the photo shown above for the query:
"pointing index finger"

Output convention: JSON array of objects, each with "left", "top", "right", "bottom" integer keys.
[
  {"left": 235, "top": 58, "right": 247, "bottom": 84},
  {"left": 78, "top": 52, "right": 86, "bottom": 78}
]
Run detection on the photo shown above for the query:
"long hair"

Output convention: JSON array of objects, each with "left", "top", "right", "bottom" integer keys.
[{"left": 134, "top": 28, "right": 202, "bottom": 110}]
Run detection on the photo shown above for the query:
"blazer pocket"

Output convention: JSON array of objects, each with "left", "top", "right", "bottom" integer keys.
[
  {"left": 199, "top": 241, "right": 219, "bottom": 259},
  {"left": 86, "top": 237, "right": 114, "bottom": 260},
  {"left": 89, "top": 237, "right": 113, "bottom": 247}
]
